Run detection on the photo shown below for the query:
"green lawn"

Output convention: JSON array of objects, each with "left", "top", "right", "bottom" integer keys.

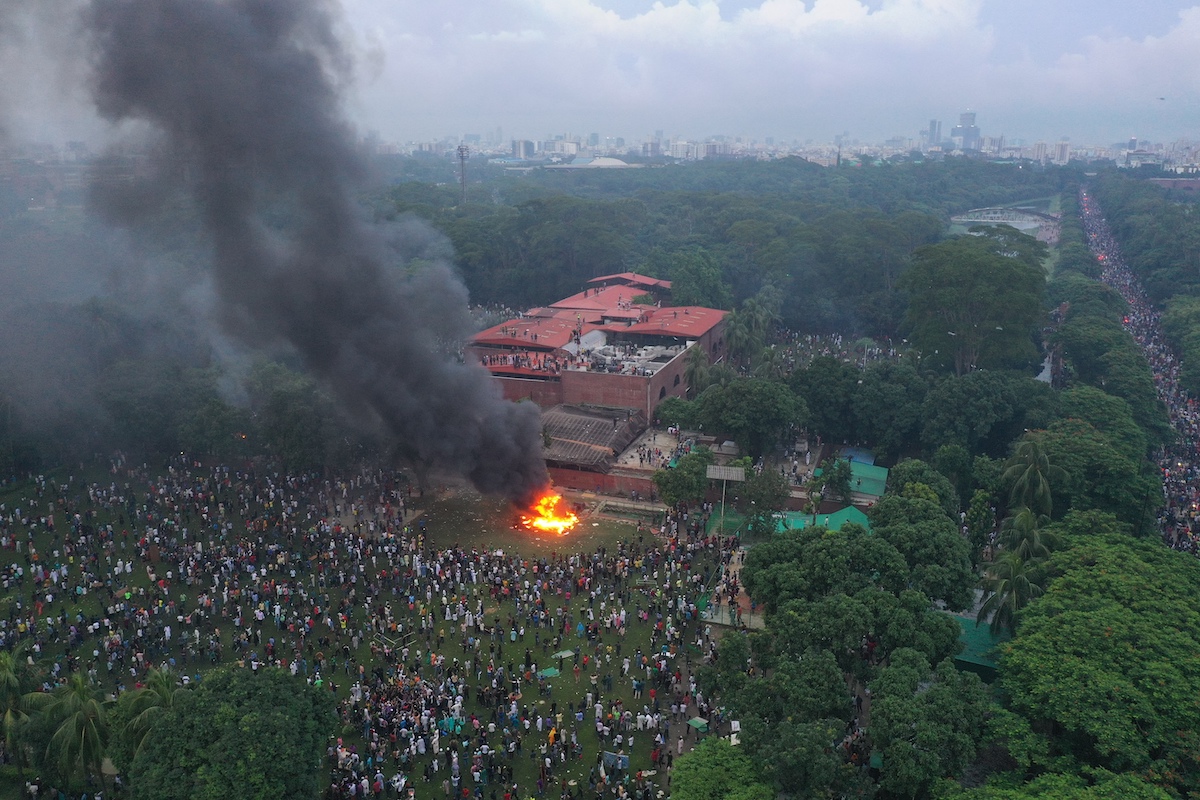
[{"left": 1, "top": 469, "right": 717, "bottom": 798}]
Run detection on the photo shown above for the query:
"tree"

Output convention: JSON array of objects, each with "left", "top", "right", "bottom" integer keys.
[
  {"left": 977, "top": 550, "right": 1045, "bottom": 635},
  {"left": 738, "top": 467, "right": 792, "bottom": 538},
  {"left": 772, "top": 589, "right": 960, "bottom": 678},
  {"left": 652, "top": 447, "right": 714, "bottom": 507},
  {"left": 752, "top": 718, "right": 863, "bottom": 798},
  {"left": 870, "top": 650, "right": 989, "bottom": 800},
  {"left": 246, "top": 361, "right": 329, "bottom": 472},
  {"left": 936, "top": 769, "right": 1172, "bottom": 799},
  {"left": 741, "top": 524, "right": 910, "bottom": 611},
  {"left": 671, "top": 738, "right": 773, "bottom": 800},
  {"left": 889, "top": 458, "right": 960, "bottom": 519},
  {"left": 922, "top": 371, "right": 1056, "bottom": 458},
  {"left": 1023, "top": 420, "right": 1159, "bottom": 526},
  {"left": 1000, "top": 535, "right": 1200, "bottom": 796},
  {"left": 868, "top": 495, "right": 975, "bottom": 611},
  {"left": 1000, "top": 507, "right": 1060, "bottom": 561},
  {"left": 25, "top": 673, "right": 111, "bottom": 791},
  {"left": 653, "top": 396, "right": 698, "bottom": 429},
  {"left": 694, "top": 378, "right": 807, "bottom": 458},
  {"left": 127, "top": 667, "right": 335, "bottom": 800},
  {"left": 0, "top": 651, "right": 31, "bottom": 777},
  {"left": 110, "top": 668, "right": 188, "bottom": 774},
  {"left": 1054, "top": 313, "right": 1171, "bottom": 444},
  {"left": 964, "top": 489, "right": 996, "bottom": 567},
  {"left": 1002, "top": 439, "right": 1066, "bottom": 517},
  {"left": 852, "top": 360, "right": 928, "bottom": 460},
  {"left": 1058, "top": 386, "right": 1147, "bottom": 462},
  {"left": 901, "top": 235, "right": 1045, "bottom": 375},
  {"left": 817, "top": 458, "right": 853, "bottom": 505},
  {"left": 683, "top": 344, "right": 710, "bottom": 398},
  {"left": 723, "top": 309, "right": 759, "bottom": 368},
  {"left": 933, "top": 443, "right": 976, "bottom": 505},
  {"left": 667, "top": 248, "right": 733, "bottom": 309},
  {"left": 751, "top": 345, "right": 788, "bottom": 380},
  {"left": 790, "top": 356, "right": 859, "bottom": 444}
]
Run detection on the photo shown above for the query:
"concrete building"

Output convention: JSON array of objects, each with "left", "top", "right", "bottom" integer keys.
[
  {"left": 1053, "top": 139, "right": 1071, "bottom": 165},
  {"left": 951, "top": 111, "right": 982, "bottom": 151},
  {"left": 467, "top": 273, "right": 727, "bottom": 420}
]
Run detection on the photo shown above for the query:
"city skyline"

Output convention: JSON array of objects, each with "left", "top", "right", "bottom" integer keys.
[
  {"left": 2, "top": 1, "right": 1199, "bottom": 151},
  {"left": 337, "top": 0, "right": 1199, "bottom": 146}
]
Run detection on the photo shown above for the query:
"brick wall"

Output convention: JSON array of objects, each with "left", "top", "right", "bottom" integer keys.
[
  {"left": 548, "top": 467, "right": 658, "bottom": 497},
  {"left": 495, "top": 377, "right": 564, "bottom": 408},
  {"left": 561, "top": 371, "right": 650, "bottom": 414}
]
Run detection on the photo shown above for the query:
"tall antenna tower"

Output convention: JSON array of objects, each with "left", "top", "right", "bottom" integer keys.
[{"left": 457, "top": 144, "right": 470, "bottom": 204}]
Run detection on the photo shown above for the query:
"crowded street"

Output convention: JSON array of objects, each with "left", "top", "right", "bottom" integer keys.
[{"left": 1080, "top": 188, "right": 1200, "bottom": 552}]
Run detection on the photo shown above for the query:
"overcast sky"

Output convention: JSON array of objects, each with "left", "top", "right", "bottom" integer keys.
[
  {"left": 339, "top": 0, "right": 1200, "bottom": 146},
  {"left": 1, "top": 0, "right": 1197, "bottom": 149}
]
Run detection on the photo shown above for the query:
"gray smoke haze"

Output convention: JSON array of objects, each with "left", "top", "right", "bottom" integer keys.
[{"left": 84, "top": 0, "right": 548, "bottom": 500}]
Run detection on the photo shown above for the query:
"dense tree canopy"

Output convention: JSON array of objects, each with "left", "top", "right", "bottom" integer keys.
[
  {"left": 1000, "top": 535, "right": 1200, "bottom": 797},
  {"left": 652, "top": 447, "right": 714, "bottom": 507},
  {"left": 868, "top": 495, "right": 975, "bottom": 611},
  {"left": 126, "top": 668, "right": 335, "bottom": 800},
  {"left": 870, "top": 650, "right": 990, "bottom": 800},
  {"left": 901, "top": 233, "right": 1046, "bottom": 376},
  {"left": 921, "top": 371, "right": 1056, "bottom": 458},
  {"left": 741, "top": 524, "right": 911, "bottom": 612},
  {"left": 693, "top": 377, "right": 807, "bottom": 457},
  {"left": 1021, "top": 421, "right": 1159, "bottom": 526},
  {"left": 670, "top": 738, "right": 773, "bottom": 800}
]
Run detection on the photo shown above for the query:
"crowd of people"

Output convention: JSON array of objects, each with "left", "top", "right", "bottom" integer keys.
[
  {"left": 1079, "top": 188, "right": 1200, "bottom": 552},
  {"left": 0, "top": 454, "right": 769, "bottom": 799},
  {"left": 770, "top": 331, "right": 909, "bottom": 374}
]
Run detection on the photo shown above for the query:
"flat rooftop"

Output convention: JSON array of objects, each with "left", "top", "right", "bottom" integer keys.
[{"left": 470, "top": 275, "right": 725, "bottom": 380}]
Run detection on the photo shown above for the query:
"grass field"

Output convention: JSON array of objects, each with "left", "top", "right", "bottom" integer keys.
[{"left": 0, "top": 469, "right": 717, "bottom": 798}]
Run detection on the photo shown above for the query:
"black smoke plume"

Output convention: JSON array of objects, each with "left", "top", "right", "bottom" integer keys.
[{"left": 85, "top": 0, "right": 548, "bottom": 501}]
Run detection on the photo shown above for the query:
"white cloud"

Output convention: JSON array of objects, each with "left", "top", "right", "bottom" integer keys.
[{"left": 336, "top": 0, "right": 1200, "bottom": 144}]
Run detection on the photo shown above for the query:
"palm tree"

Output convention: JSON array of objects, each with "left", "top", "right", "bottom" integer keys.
[
  {"left": 0, "top": 651, "right": 31, "bottom": 777},
  {"left": 116, "top": 667, "right": 185, "bottom": 761},
  {"left": 751, "top": 345, "right": 786, "bottom": 380},
  {"left": 977, "top": 550, "right": 1047, "bottom": 635},
  {"left": 741, "top": 296, "right": 776, "bottom": 344},
  {"left": 1002, "top": 439, "right": 1066, "bottom": 517},
  {"left": 27, "top": 674, "right": 111, "bottom": 790},
  {"left": 1000, "top": 506, "right": 1061, "bottom": 561},
  {"left": 723, "top": 310, "right": 756, "bottom": 368},
  {"left": 683, "top": 344, "right": 710, "bottom": 398},
  {"left": 706, "top": 363, "right": 738, "bottom": 389}
]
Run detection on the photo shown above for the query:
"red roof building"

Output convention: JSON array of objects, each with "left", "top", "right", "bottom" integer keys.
[{"left": 467, "top": 273, "right": 726, "bottom": 418}]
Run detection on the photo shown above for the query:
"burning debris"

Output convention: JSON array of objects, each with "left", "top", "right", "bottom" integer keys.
[{"left": 520, "top": 491, "right": 579, "bottom": 535}]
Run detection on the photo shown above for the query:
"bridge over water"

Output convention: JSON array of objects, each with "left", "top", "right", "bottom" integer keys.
[{"left": 950, "top": 207, "right": 1060, "bottom": 229}]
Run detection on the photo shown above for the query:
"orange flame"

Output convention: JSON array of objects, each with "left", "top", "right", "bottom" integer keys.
[{"left": 521, "top": 491, "right": 579, "bottom": 535}]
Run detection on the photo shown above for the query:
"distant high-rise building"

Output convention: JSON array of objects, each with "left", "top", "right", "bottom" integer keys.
[
  {"left": 512, "top": 140, "right": 535, "bottom": 159},
  {"left": 1128, "top": 136, "right": 1138, "bottom": 151},
  {"left": 927, "top": 118, "right": 942, "bottom": 149},
  {"left": 1053, "top": 139, "right": 1071, "bottom": 165},
  {"left": 950, "top": 111, "right": 981, "bottom": 151},
  {"left": 1032, "top": 141, "right": 1048, "bottom": 162},
  {"left": 588, "top": 132, "right": 600, "bottom": 147}
]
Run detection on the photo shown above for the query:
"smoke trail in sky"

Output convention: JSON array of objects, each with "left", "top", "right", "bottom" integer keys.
[{"left": 86, "top": 0, "right": 548, "bottom": 499}]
